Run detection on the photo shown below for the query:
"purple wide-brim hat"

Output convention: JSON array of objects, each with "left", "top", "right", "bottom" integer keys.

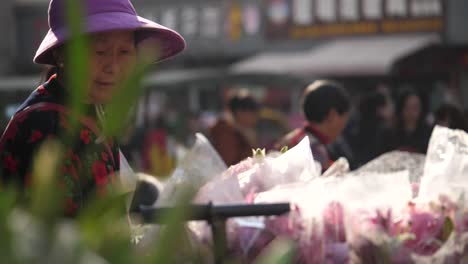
[{"left": 34, "top": 0, "right": 186, "bottom": 65}]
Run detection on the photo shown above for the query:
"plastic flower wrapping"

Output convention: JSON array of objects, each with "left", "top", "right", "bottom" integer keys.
[{"left": 154, "top": 126, "right": 468, "bottom": 263}]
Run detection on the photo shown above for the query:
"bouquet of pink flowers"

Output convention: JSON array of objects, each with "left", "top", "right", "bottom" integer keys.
[{"left": 161, "top": 127, "right": 468, "bottom": 263}]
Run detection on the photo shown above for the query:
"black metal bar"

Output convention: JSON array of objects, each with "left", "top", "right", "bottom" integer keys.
[
  {"left": 134, "top": 203, "right": 291, "bottom": 264},
  {"left": 211, "top": 217, "right": 227, "bottom": 264},
  {"left": 137, "top": 203, "right": 291, "bottom": 224}
]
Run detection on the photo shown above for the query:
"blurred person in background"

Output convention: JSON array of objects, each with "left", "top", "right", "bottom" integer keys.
[
  {"left": 256, "top": 108, "right": 290, "bottom": 149},
  {"left": 465, "top": 110, "right": 468, "bottom": 127},
  {"left": 209, "top": 89, "right": 260, "bottom": 166},
  {"left": 185, "top": 111, "right": 203, "bottom": 147},
  {"left": 275, "top": 80, "right": 351, "bottom": 172},
  {"left": 381, "top": 89, "right": 431, "bottom": 154},
  {"left": 0, "top": 0, "right": 185, "bottom": 216},
  {"left": 328, "top": 124, "right": 356, "bottom": 169},
  {"left": 350, "top": 91, "right": 394, "bottom": 167},
  {"left": 142, "top": 115, "right": 177, "bottom": 178},
  {"left": 434, "top": 103, "right": 468, "bottom": 132}
]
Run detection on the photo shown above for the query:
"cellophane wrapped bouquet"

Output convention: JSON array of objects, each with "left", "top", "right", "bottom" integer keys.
[{"left": 156, "top": 126, "right": 468, "bottom": 263}]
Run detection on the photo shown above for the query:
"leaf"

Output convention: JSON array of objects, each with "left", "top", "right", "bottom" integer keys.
[
  {"left": 101, "top": 49, "right": 155, "bottom": 139},
  {"left": 252, "top": 148, "right": 266, "bottom": 158},
  {"left": 254, "top": 238, "right": 295, "bottom": 264},
  {"left": 280, "top": 146, "right": 289, "bottom": 154},
  {"left": 142, "top": 186, "right": 197, "bottom": 263},
  {"left": 78, "top": 193, "right": 132, "bottom": 263},
  {"left": 0, "top": 187, "right": 17, "bottom": 263},
  {"left": 30, "top": 139, "right": 64, "bottom": 223},
  {"left": 64, "top": 0, "right": 89, "bottom": 135},
  {"left": 396, "top": 233, "right": 416, "bottom": 243},
  {"left": 441, "top": 216, "right": 454, "bottom": 242}
]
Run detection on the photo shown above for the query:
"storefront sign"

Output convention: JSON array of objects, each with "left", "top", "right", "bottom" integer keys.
[
  {"left": 226, "top": 3, "right": 243, "bottom": 41},
  {"left": 225, "top": 1, "right": 263, "bottom": 42},
  {"left": 266, "top": 0, "right": 445, "bottom": 39},
  {"left": 243, "top": 4, "right": 261, "bottom": 35}
]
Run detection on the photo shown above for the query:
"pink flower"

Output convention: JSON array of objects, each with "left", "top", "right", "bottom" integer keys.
[
  {"left": 411, "top": 183, "right": 420, "bottom": 198},
  {"left": 325, "top": 242, "right": 349, "bottom": 263},
  {"left": 322, "top": 201, "right": 346, "bottom": 243},
  {"left": 369, "top": 209, "right": 396, "bottom": 235},
  {"left": 399, "top": 206, "right": 445, "bottom": 255}
]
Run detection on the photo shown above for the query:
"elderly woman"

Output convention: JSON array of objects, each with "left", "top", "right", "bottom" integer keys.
[{"left": 0, "top": 0, "right": 185, "bottom": 216}]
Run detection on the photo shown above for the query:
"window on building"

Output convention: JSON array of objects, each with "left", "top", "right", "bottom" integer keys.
[
  {"left": 181, "top": 6, "right": 198, "bottom": 37},
  {"left": 293, "top": 0, "right": 313, "bottom": 25},
  {"left": 161, "top": 8, "right": 177, "bottom": 31},
  {"left": 386, "top": 0, "right": 407, "bottom": 17},
  {"left": 340, "top": 0, "right": 359, "bottom": 21},
  {"left": 411, "top": 0, "right": 442, "bottom": 17},
  {"left": 363, "top": 0, "right": 383, "bottom": 19},
  {"left": 201, "top": 6, "right": 220, "bottom": 37},
  {"left": 316, "top": 0, "right": 336, "bottom": 22}
]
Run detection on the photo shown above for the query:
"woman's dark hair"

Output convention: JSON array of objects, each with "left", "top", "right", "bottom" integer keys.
[
  {"left": 302, "top": 80, "right": 351, "bottom": 123},
  {"left": 435, "top": 103, "right": 468, "bottom": 131},
  {"left": 358, "top": 91, "right": 388, "bottom": 136},
  {"left": 395, "top": 88, "right": 425, "bottom": 128},
  {"left": 227, "top": 90, "right": 259, "bottom": 114},
  {"left": 359, "top": 91, "right": 387, "bottom": 120}
]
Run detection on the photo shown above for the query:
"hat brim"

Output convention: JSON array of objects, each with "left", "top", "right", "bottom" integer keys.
[{"left": 34, "top": 11, "right": 186, "bottom": 65}]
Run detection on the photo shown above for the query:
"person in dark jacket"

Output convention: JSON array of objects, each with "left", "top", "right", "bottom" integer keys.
[
  {"left": 381, "top": 89, "right": 431, "bottom": 154},
  {"left": 350, "top": 91, "right": 394, "bottom": 166},
  {"left": 210, "top": 90, "right": 260, "bottom": 166},
  {"left": 434, "top": 103, "right": 468, "bottom": 132},
  {"left": 275, "top": 80, "right": 351, "bottom": 171}
]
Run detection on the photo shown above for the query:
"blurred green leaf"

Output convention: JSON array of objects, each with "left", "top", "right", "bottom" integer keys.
[
  {"left": 0, "top": 187, "right": 17, "bottom": 264},
  {"left": 142, "top": 186, "right": 197, "bottom": 263},
  {"left": 30, "top": 139, "right": 64, "bottom": 224},
  {"left": 65, "top": 0, "right": 89, "bottom": 131},
  {"left": 101, "top": 59, "right": 151, "bottom": 139},
  {"left": 441, "top": 216, "right": 454, "bottom": 242},
  {"left": 78, "top": 193, "right": 133, "bottom": 263},
  {"left": 280, "top": 146, "right": 289, "bottom": 154},
  {"left": 254, "top": 238, "right": 295, "bottom": 264}
]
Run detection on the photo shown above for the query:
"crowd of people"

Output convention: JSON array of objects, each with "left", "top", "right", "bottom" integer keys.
[{"left": 124, "top": 80, "right": 468, "bottom": 176}]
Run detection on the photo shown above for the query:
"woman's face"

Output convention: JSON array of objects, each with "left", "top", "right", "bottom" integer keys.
[
  {"left": 402, "top": 94, "right": 422, "bottom": 125},
  {"left": 87, "top": 30, "right": 137, "bottom": 104},
  {"left": 378, "top": 100, "right": 394, "bottom": 124}
]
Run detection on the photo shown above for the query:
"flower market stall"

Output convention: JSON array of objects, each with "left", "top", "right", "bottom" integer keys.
[{"left": 133, "top": 126, "right": 468, "bottom": 263}]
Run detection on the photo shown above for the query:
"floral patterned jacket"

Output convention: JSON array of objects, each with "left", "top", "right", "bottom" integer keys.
[{"left": 0, "top": 74, "right": 120, "bottom": 216}]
